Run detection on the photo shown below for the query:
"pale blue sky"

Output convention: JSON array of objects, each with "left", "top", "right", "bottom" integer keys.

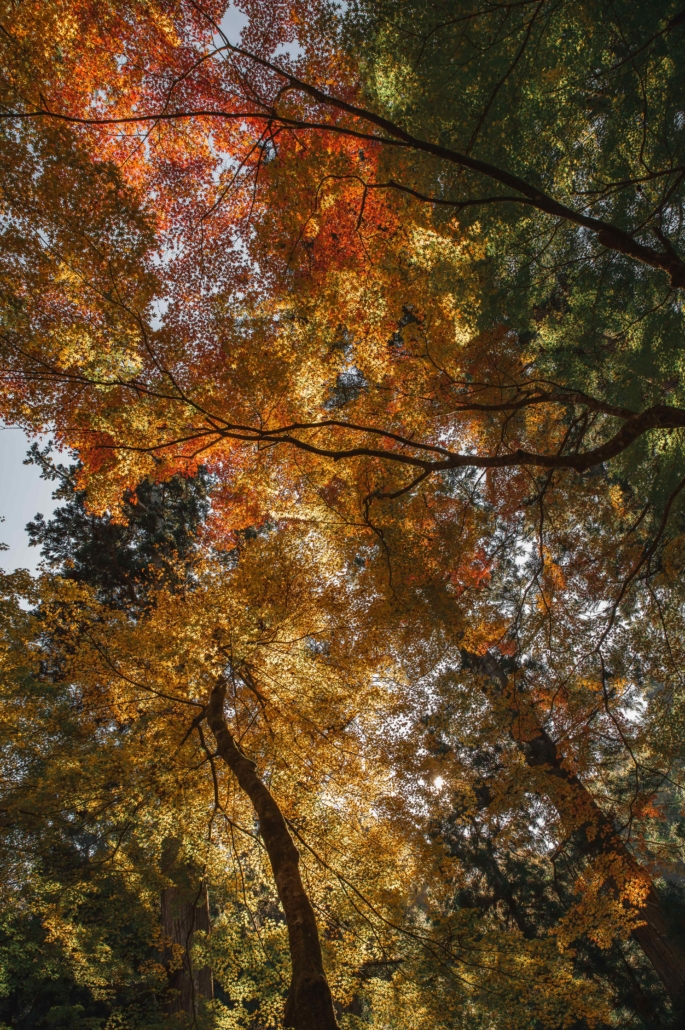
[
  {"left": 0, "top": 426, "right": 57, "bottom": 573},
  {"left": 216, "top": 4, "right": 302, "bottom": 58},
  {"left": 222, "top": 4, "right": 248, "bottom": 35}
]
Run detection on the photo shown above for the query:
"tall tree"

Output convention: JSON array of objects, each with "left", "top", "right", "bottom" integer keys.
[{"left": 0, "top": 502, "right": 619, "bottom": 1029}]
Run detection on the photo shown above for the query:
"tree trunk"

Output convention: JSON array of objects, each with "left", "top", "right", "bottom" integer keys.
[
  {"left": 524, "top": 721, "right": 685, "bottom": 1007},
  {"left": 205, "top": 682, "right": 339, "bottom": 1030},
  {"left": 463, "top": 650, "right": 685, "bottom": 1009},
  {"left": 161, "top": 884, "right": 213, "bottom": 1014}
]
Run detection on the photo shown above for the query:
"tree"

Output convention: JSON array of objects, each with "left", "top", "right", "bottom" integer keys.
[
  {"left": 0, "top": 475, "right": 620, "bottom": 1029},
  {"left": 25, "top": 445, "right": 211, "bottom": 606},
  {"left": 3, "top": 0, "right": 685, "bottom": 1024}
]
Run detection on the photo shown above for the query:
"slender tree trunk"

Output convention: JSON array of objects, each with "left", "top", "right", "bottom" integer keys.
[
  {"left": 205, "top": 682, "right": 339, "bottom": 1030},
  {"left": 463, "top": 651, "right": 685, "bottom": 1008}
]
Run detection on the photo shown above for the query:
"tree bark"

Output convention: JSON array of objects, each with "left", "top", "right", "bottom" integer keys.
[
  {"left": 524, "top": 722, "right": 685, "bottom": 1007},
  {"left": 161, "top": 884, "right": 213, "bottom": 1015},
  {"left": 463, "top": 650, "right": 685, "bottom": 1009},
  {"left": 205, "top": 681, "right": 339, "bottom": 1030}
]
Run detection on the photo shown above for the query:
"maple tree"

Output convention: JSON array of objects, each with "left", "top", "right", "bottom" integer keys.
[
  {"left": 0, "top": 478, "right": 632, "bottom": 1030},
  {"left": 0, "top": 466, "right": 683, "bottom": 1030},
  {"left": 3, "top": 0, "right": 685, "bottom": 1027}
]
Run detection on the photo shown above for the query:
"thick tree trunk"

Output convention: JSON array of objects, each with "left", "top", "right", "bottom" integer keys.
[
  {"left": 524, "top": 722, "right": 685, "bottom": 1006},
  {"left": 632, "top": 888, "right": 685, "bottom": 1005},
  {"left": 463, "top": 650, "right": 685, "bottom": 1009},
  {"left": 161, "top": 884, "right": 213, "bottom": 1014},
  {"left": 206, "top": 682, "right": 339, "bottom": 1030}
]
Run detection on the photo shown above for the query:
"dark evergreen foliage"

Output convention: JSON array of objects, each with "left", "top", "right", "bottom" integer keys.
[{"left": 25, "top": 444, "right": 211, "bottom": 605}]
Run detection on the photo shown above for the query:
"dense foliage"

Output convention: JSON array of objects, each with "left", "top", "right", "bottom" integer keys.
[{"left": 3, "top": 2, "right": 685, "bottom": 1027}]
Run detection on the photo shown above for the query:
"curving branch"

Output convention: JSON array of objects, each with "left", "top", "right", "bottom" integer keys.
[
  {"left": 218, "top": 41, "right": 685, "bottom": 289},
  {"left": 3, "top": 36, "right": 685, "bottom": 287},
  {"left": 109, "top": 402, "right": 685, "bottom": 479},
  {"left": 4, "top": 331, "right": 685, "bottom": 479}
]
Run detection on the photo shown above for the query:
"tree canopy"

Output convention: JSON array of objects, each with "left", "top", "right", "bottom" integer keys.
[{"left": 3, "top": 2, "right": 685, "bottom": 1028}]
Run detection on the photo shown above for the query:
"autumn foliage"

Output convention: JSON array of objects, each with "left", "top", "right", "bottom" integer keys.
[{"left": 3, "top": 2, "right": 685, "bottom": 1028}]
